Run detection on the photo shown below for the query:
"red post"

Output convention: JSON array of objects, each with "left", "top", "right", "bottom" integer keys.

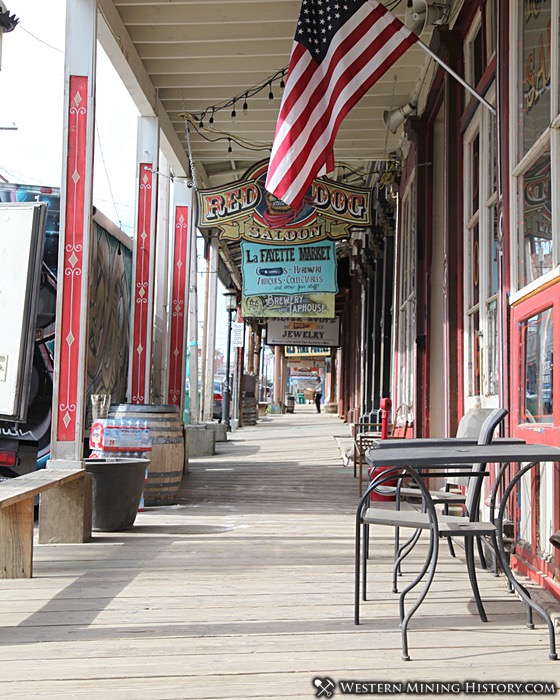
[{"left": 380, "top": 397, "right": 392, "bottom": 440}]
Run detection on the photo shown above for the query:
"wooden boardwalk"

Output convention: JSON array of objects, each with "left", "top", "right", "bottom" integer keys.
[{"left": 0, "top": 405, "right": 558, "bottom": 698}]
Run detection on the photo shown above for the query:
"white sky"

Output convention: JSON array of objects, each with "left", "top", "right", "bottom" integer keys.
[
  {"left": 0, "top": 1, "right": 138, "bottom": 234},
  {"left": 0, "top": 0, "right": 229, "bottom": 352}
]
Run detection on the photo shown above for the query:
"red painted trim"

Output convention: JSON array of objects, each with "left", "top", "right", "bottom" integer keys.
[
  {"left": 512, "top": 554, "right": 560, "bottom": 598},
  {"left": 131, "top": 163, "right": 154, "bottom": 405},
  {"left": 57, "top": 75, "right": 88, "bottom": 442},
  {"left": 167, "top": 206, "right": 190, "bottom": 407},
  {"left": 510, "top": 280, "right": 560, "bottom": 594}
]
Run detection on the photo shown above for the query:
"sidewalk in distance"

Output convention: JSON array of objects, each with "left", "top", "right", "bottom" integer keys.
[{"left": 0, "top": 404, "right": 558, "bottom": 698}]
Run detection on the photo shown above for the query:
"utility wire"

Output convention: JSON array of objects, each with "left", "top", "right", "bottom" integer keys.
[
  {"left": 19, "top": 25, "right": 64, "bottom": 53},
  {"left": 95, "top": 123, "right": 123, "bottom": 230}
]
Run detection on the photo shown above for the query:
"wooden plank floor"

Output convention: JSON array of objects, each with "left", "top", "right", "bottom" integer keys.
[{"left": 0, "top": 405, "right": 558, "bottom": 698}]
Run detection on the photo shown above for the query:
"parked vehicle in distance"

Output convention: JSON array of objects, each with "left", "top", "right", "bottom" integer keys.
[{"left": 213, "top": 379, "right": 223, "bottom": 420}]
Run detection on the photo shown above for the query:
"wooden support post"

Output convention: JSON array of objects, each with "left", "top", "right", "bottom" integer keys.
[
  {"left": 0, "top": 499, "right": 34, "bottom": 578},
  {"left": 39, "top": 472, "right": 92, "bottom": 544}
]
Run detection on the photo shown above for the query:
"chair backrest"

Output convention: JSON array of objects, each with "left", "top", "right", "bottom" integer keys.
[
  {"left": 392, "top": 403, "right": 411, "bottom": 438},
  {"left": 464, "top": 408, "right": 508, "bottom": 515},
  {"left": 455, "top": 408, "right": 499, "bottom": 438}
]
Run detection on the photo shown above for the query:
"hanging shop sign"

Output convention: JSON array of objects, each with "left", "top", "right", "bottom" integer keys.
[
  {"left": 242, "top": 292, "right": 335, "bottom": 319},
  {"left": 284, "top": 346, "right": 331, "bottom": 357},
  {"left": 196, "top": 160, "right": 372, "bottom": 243},
  {"left": 241, "top": 240, "right": 337, "bottom": 296},
  {"left": 267, "top": 318, "right": 340, "bottom": 347},
  {"left": 231, "top": 322, "right": 245, "bottom": 347}
]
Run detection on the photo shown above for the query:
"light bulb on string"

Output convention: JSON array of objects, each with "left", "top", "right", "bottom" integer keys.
[
  {"left": 280, "top": 77, "right": 286, "bottom": 89},
  {"left": 227, "top": 138, "right": 233, "bottom": 154},
  {"left": 231, "top": 99, "right": 237, "bottom": 122},
  {"left": 209, "top": 107, "right": 215, "bottom": 125},
  {"left": 268, "top": 82, "right": 274, "bottom": 104},
  {"left": 242, "top": 93, "right": 249, "bottom": 117}
]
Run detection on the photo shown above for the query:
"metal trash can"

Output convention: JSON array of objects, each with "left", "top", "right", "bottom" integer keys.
[{"left": 285, "top": 394, "right": 295, "bottom": 413}]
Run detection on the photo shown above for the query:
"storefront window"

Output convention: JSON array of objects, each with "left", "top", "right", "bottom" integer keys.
[
  {"left": 467, "top": 309, "right": 481, "bottom": 397},
  {"left": 520, "top": 0, "right": 551, "bottom": 157},
  {"left": 486, "top": 300, "right": 499, "bottom": 395},
  {"left": 488, "top": 204, "right": 499, "bottom": 295},
  {"left": 521, "top": 307, "right": 554, "bottom": 422},
  {"left": 518, "top": 148, "right": 552, "bottom": 287}
]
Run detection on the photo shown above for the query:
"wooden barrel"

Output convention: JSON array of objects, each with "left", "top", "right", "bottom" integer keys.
[{"left": 108, "top": 404, "right": 184, "bottom": 506}]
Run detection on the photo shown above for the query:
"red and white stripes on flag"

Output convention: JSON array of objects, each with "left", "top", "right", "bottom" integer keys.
[{"left": 265, "top": 0, "right": 418, "bottom": 209}]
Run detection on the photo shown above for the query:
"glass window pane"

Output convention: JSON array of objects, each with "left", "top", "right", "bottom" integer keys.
[
  {"left": 470, "top": 223, "right": 480, "bottom": 308},
  {"left": 519, "top": 148, "right": 552, "bottom": 287},
  {"left": 473, "top": 25, "right": 484, "bottom": 86},
  {"left": 489, "top": 204, "right": 499, "bottom": 295},
  {"left": 486, "top": 299, "right": 499, "bottom": 395},
  {"left": 471, "top": 133, "right": 480, "bottom": 217},
  {"left": 521, "top": 307, "right": 554, "bottom": 423},
  {"left": 520, "top": 0, "right": 552, "bottom": 157},
  {"left": 467, "top": 310, "right": 481, "bottom": 397},
  {"left": 486, "top": 0, "right": 497, "bottom": 59},
  {"left": 488, "top": 115, "right": 497, "bottom": 194}
]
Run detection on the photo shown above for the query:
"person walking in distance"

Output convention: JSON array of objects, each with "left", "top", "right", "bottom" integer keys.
[{"left": 314, "top": 377, "right": 322, "bottom": 414}]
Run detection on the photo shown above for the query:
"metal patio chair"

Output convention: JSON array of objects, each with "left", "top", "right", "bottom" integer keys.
[
  {"left": 354, "top": 408, "right": 507, "bottom": 661},
  {"left": 392, "top": 407, "right": 506, "bottom": 571}
]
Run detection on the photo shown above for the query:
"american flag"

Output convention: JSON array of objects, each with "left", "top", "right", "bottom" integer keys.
[{"left": 265, "top": 0, "right": 418, "bottom": 208}]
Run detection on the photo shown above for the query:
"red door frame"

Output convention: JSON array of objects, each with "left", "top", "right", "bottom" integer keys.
[{"left": 510, "top": 279, "right": 560, "bottom": 596}]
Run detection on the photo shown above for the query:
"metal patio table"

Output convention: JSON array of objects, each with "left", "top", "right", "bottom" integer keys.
[
  {"left": 368, "top": 436, "right": 525, "bottom": 449},
  {"left": 361, "top": 442, "right": 560, "bottom": 661}
]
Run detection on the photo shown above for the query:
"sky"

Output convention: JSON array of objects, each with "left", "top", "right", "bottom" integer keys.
[{"left": 0, "top": 0, "right": 229, "bottom": 352}]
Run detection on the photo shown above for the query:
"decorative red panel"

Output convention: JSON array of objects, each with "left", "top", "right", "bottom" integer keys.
[
  {"left": 57, "top": 75, "right": 88, "bottom": 442},
  {"left": 131, "top": 164, "right": 154, "bottom": 404},
  {"left": 167, "top": 206, "right": 190, "bottom": 406}
]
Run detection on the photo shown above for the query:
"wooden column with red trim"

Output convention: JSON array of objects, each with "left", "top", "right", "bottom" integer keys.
[
  {"left": 50, "top": 0, "right": 97, "bottom": 463},
  {"left": 166, "top": 186, "right": 193, "bottom": 411},
  {"left": 130, "top": 118, "right": 159, "bottom": 404}
]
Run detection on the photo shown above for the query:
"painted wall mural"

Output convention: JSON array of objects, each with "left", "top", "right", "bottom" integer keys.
[{"left": 0, "top": 184, "right": 132, "bottom": 468}]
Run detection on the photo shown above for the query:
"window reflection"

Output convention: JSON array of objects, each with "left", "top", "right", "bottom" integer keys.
[
  {"left": 519, "top": 149, "right": 552, "bottom": 287},
  {"left": 520, "top": 0, "right": 551, "bottom": 156},
  {"left": 521, "top": 307, "right": 553, "bottom": 423}
]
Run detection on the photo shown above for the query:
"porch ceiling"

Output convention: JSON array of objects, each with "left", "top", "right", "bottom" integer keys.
[{"left": 98, "top": 0, "right": 434, "bottom": 190}]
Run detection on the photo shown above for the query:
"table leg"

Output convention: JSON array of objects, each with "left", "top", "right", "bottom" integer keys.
[{"left": 495, "top": 462, "right": 558, "bottom": 661}]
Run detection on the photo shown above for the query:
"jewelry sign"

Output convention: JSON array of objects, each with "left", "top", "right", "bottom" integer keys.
[{"left": 267, "top": 318, "right": 340, "bottom": 347}]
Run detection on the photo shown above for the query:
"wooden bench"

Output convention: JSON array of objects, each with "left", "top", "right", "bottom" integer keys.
[{"left": 0, "top": 468, "right": 92, "bottom": 578}]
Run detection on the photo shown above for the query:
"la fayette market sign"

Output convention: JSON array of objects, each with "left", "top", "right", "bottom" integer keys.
[
  {"left": 196, "top": 160, "right": 372, "bottom": 243},
  {"left": 241, "top": 240, "right": 337, "bottom": 296}
]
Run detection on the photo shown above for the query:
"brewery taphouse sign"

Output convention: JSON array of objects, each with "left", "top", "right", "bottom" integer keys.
[
  {"left": 196, "top": 160, "right": 371, "bottom": 318},
  {"left": 241, "top": 292, "right": 334, "bottom": 319},
  {"left": 196, "top": 160, "right": 372, "bottom": 243}
]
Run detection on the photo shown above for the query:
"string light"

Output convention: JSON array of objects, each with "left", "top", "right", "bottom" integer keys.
[
  {"left": 227, "top": 138, "right": 233, "bottom": 154},
  {"left": 180, "top": 66, "right": 288, "bottom": 126},
  {"left": 230, "top": 99, "right": 237, "bottom": 122}
]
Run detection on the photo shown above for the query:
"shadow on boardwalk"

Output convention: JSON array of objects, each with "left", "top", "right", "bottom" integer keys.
[{"left": 0, "top": 405, "right": 558, "bottom": 698}]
